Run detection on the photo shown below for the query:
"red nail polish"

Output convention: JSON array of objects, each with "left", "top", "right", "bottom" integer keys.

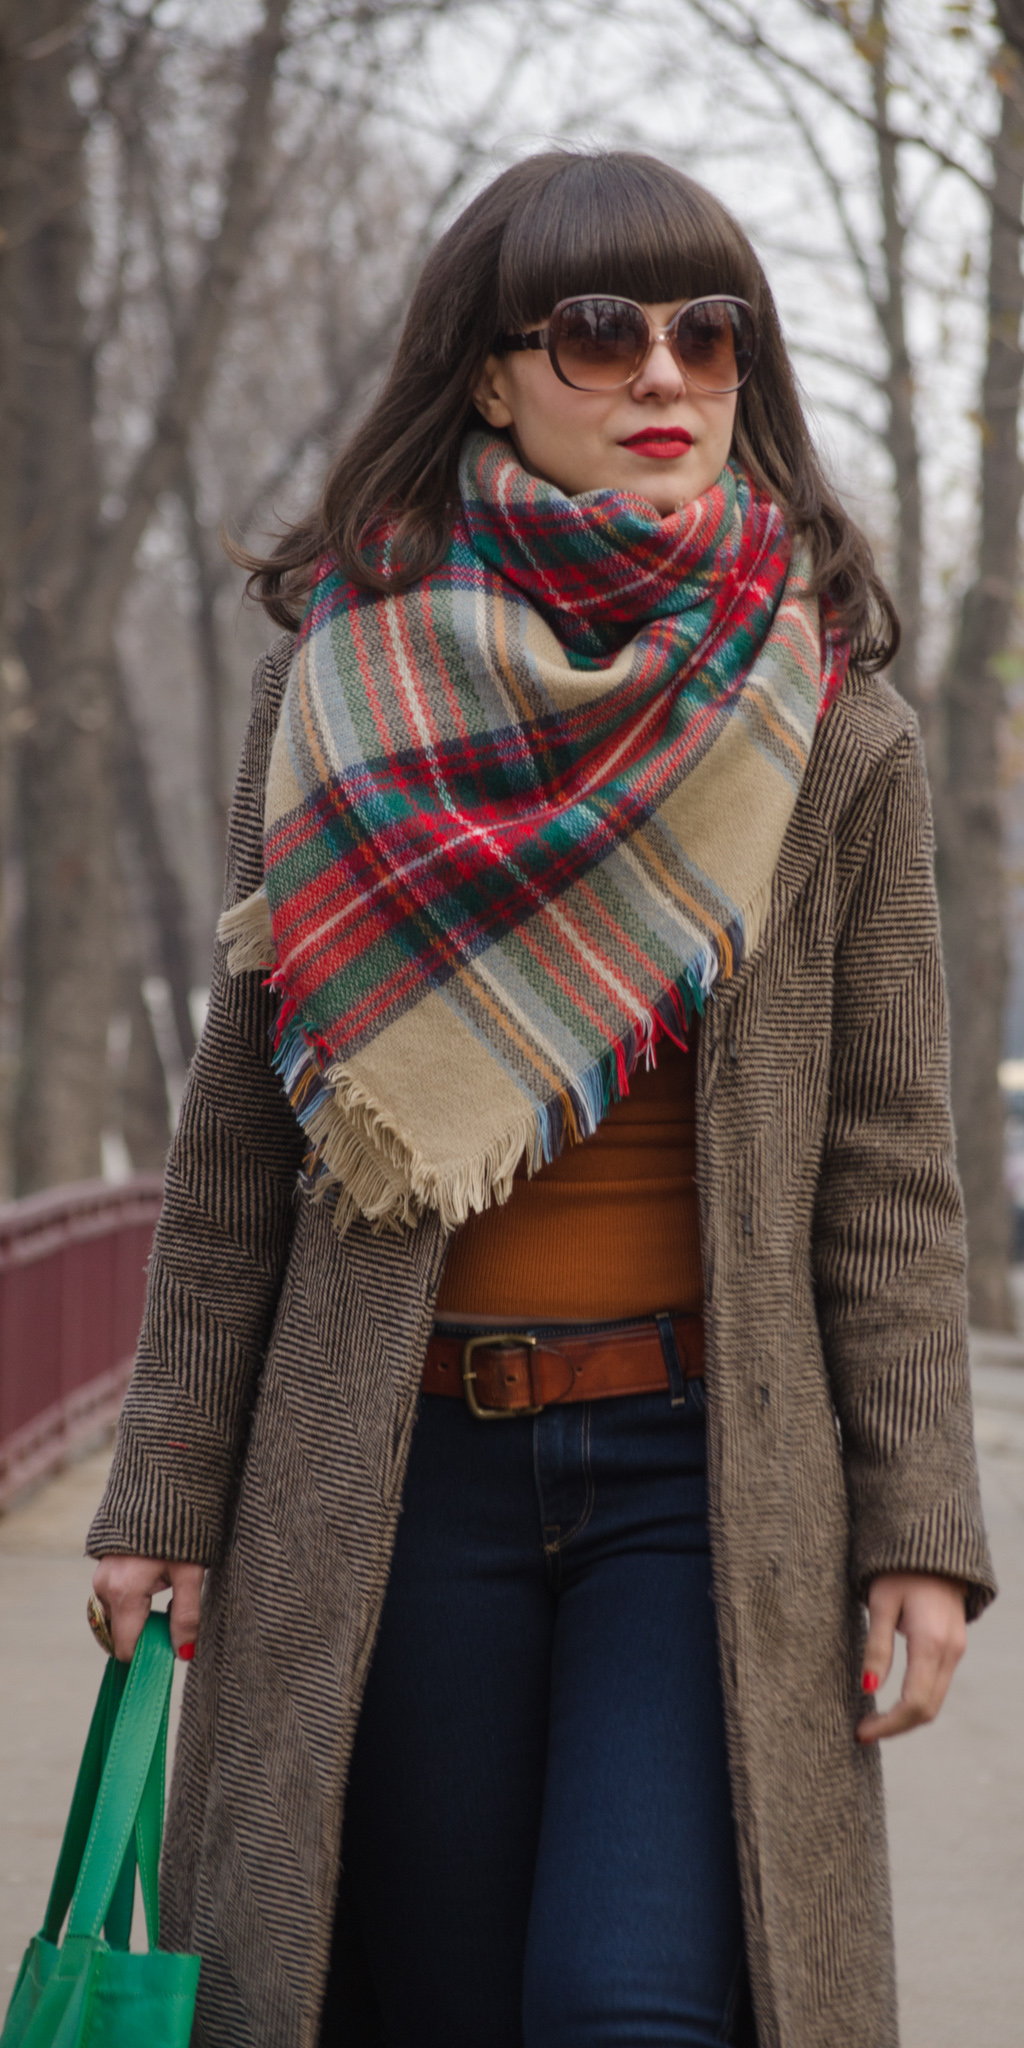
[
  {"left": 179, "top": 1642, "right": 196, "bottom": 1662},
  {"left": 861, "top": 1670, "right": 879, "bottom": 1693}
]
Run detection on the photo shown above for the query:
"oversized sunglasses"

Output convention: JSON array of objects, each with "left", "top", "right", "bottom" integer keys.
[{"left": 496, "top": 293, "right": 758, "bottom": 394}]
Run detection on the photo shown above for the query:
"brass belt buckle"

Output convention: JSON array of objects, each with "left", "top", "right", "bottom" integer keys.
[{"left": 460, "top": 1332, "right": 542, "bottom": 1420}]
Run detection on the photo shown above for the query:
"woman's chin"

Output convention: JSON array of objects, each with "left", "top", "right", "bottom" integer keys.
[
  {"left": 515, "top": 445, "right": 716, "bottom": 513},
  {"left": 611, "top": 457, "right": 713, "bottom": 515}
]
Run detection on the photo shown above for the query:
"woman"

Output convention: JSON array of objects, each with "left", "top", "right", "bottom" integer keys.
[{"left": 89, "top": 150, "right": 995, "bottom": 2048}]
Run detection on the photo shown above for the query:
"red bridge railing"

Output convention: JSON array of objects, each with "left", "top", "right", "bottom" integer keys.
[{"left": 0, "top": 1177, "right": 162, "bottom": 1510}]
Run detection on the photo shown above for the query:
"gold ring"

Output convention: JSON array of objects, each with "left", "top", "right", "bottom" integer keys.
[{"left": 86, "top": 1592, "right": 116, "bottom": 1658}]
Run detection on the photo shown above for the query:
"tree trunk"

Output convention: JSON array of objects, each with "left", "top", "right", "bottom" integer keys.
[
  {"left": 12, "top": 0, "right": 115, "bottom": 1191},
  {"left": 74, "top": 0, "right": 291, "bottom": 663},
  {"left": 935, "top": 45, "right": 1024, "bottom": 1330},
  {"left": 0, "top": 3, "right": 21, "bottom": 1197},
  {"left": 867, "top": 0, "right": 925, "bottom": 726},
  {"left": 119, "top": 973, "right": 173, "bottom": 1173},
  {"left": 179, "top": 464, "right": 230, "bottom": 882},
  {"left": 12, "top": 0, "right": 289, "bottom": 1192},
  {"left": 0, "top": 4, "right": 19, "bottom": 638},
  {"left": 109, "top": 838, "right": 173, "bottom": 1176},
  {"left": 112, "top": 657, "right": 197, "bottom": 1074}
]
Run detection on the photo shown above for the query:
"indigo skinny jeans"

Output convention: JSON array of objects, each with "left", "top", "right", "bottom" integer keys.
[{"left": 329, "top": 1367, "right": 750, "bottom": 2048}]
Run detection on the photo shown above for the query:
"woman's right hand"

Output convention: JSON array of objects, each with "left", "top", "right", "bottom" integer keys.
[{"left": 91, "top": 1555, "right": 206, "bottom": 1664}]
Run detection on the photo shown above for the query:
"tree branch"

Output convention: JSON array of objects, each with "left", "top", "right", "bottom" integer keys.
[
  {"left": 790, "top": 340, "right": 886, "bottom": 388},
  {"left": 764, "top": 63, "right": 881, "bottom": 309},
  {"left": 76, "top": 0, "right": 292, "bottom": 659},
  {"left": 680, "top": 0, "right": 1003, "bottom": 215}
]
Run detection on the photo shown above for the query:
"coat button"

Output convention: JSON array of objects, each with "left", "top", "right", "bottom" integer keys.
[{"left": 741, "top": 1211, "right": 753, "bottom": 1236}]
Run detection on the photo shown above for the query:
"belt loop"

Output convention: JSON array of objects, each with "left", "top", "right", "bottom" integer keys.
[{"left": 656, "top": 1313, "right": 689, "bottom": 1408}]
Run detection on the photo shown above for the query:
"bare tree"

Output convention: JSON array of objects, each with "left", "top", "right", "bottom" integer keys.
[
  {"left": 936, "top": 7, "right": 1024, "bottom": 1328},
  {"left": 787, "top": 2, "right": 1019, "bottom": 1329},
  {"left": 0, "top": 4, "right": 18, "bottom": 651},
  {"left": 671, "top": 0, "right": 1024, "bottom": 1325},
  {"left": 0, "top": 2, "right": 21, "bottom": 1196},
  {"left": 12, "top": 0, "right": 290, "bottom": 1192},
  {"left": 862, "top": 0, "right": 924, "bottom": 722},
  {"left": 14, "top": 0, "right": 108, "bottom": 1195},
  {"left": 7, "top": 0, "right": 504, "bottom": 1191}
]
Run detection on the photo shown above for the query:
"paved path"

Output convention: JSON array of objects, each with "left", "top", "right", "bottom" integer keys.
[{"left": 1, "top": 1386, "right": 1022, "bottom": 2039}]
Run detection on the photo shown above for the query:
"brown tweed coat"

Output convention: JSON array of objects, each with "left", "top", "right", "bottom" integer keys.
[{"left": 89, "top": 632, "right": 995, "bottom": 2048}]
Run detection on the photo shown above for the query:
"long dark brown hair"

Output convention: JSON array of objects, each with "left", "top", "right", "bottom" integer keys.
[{"left": 233, "top": 148, "right": 898, "bottom": 668}]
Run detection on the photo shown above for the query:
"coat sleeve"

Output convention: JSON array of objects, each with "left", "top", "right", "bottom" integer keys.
[
  {"left": 87, "top": 636, "right": 304, "bottom": 1565},
  {"left": 812, "top": 721, "right": 997, "bottom": 1619}
]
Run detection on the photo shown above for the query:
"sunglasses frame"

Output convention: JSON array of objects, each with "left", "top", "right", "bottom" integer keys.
[{"left": 496, "top": 293, "right": 759, "bottom": 395}]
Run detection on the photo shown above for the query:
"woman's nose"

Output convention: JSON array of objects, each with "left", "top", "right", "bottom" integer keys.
[{"left": 631, "top": 335, "right": 686, "bottom": 400}]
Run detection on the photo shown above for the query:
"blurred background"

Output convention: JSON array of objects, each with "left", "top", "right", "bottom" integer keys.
[
  {"left": 0, "top": 7, "right": 1023, "bottom": 2036},
  {"left": 4, "top": 0, "right": 1024, "bottom": 1336}
]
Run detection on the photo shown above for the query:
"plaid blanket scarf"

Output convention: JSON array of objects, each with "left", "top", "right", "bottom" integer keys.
[{"left": 220, "top": 430, "right": 846, "bottom": 1231}]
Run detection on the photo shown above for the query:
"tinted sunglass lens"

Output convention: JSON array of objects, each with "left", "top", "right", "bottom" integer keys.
[
  {"left": 552, "top": 298, "right": 648, "bottom": 389},
  {"left": 672, "top": 300, "right": 755, "bottom": 392}
]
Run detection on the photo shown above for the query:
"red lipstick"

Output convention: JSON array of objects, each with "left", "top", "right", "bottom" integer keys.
[{"left": 620, "top": 428, "right": 693, "bottom": 461}]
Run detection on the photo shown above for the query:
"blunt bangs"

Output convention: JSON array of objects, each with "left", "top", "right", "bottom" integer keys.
[{"left": 497, "top": 152, "right": 762, "bottom": 329}]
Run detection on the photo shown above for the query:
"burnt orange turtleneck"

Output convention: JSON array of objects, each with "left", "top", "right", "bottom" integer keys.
[{"left": 435, "top": 1030, "right": 703, "bottom": 1323}]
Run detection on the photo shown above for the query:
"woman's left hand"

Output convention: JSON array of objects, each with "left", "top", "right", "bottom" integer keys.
[{"left": 856, "top": 1571, "right": 968, "bottom": 1745}]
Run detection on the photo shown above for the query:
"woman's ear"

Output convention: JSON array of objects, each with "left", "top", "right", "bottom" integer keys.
[{"left": 473, "top": 355, "right": 516, "bottom": 429}]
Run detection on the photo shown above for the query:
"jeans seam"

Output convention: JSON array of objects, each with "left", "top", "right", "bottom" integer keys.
[
  {"left": 533, "top": 1415, "right": 558, "bottom": 1572},
  {"left": 552, "top": 1404, "right": 595, "bottom": 1552}
]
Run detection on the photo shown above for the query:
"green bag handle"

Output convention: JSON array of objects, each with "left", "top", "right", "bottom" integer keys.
[
  {"left": 42, "top": 1657, "right": 137, "bottom": 1949},
  {"left": 44, "top": 1614, "right": 175, "bottom": 1952},
  {"left": 67, "top": 1612, "right": 173, "bottom": 1947}
]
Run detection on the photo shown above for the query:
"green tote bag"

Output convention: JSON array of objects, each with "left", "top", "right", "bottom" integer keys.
[{"left": 1, "top": 1613, "right": 200, "bottom": 2048}]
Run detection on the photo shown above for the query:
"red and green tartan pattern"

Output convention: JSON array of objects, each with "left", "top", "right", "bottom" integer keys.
[{"left": 223, "top": 434, "right": 846, "bottom": 1227}]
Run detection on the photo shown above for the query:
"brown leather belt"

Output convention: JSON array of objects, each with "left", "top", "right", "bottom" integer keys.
[{"left": 423, "top": 1314, "right": 704, "bottom": 1419}]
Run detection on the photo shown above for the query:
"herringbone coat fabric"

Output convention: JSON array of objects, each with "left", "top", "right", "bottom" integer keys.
[{"left": 88, "top": 632, "right": 995, "bottom": 2048}]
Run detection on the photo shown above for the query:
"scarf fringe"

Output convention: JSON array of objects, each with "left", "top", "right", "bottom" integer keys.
[
  {"left": 266, "top": 965, "right": 711, "bottom": 1236},
  {"left": 740, "top": 870, "right": 776, "bottom": 963},
  {"left": 217, "top": 886, "right": 277, "bottom": 973}
]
